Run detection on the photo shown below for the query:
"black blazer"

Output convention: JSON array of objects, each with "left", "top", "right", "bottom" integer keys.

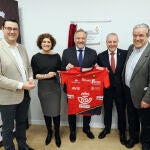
[
  {"left": 97, "top": 49, "right": 127, "bottom": 95},
  {"left": 61, "top": 46, "right": 97, "bottom": 70}
]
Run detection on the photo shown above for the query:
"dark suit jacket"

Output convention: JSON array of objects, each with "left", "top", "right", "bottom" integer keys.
[
  {"left": 97, "top": 48, "right": 127, "bottom": 96},
  {"left": 61, "top": 46, "right": 97, "bottom": 70},
  {"left": 122, "top": 43, "right": 150, "bottom": 108}
]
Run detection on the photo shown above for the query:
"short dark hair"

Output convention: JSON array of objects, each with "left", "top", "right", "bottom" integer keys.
[
  {"left": 37, "top": 33, "right": 56, "bottom": 49},
  {"left": 2, "top": 19, "right": 19, "bottom": 28}
]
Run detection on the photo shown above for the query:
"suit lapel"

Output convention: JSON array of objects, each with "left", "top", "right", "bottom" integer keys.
[
  {"left": 81, "top": 47, "right": 89, "bottom": 66},
  {"left": 82, "top": 48, "right": 87, "bottom": 65},
  {"left": 131, "top": 44, "right": 150, "bottom": 80},
  {"left": 72, "top": 47, "right": 79, "bottom": 65},
  {"left": 1, "top": 41, "right": 22, "bottom": 74},
  {"left": 123, "top": 46, "right": 134, "bottom": 76},
  {"left": 105, "top": 51, "right": 112, "bottom": 71},
  {"left": 18, "top": 46, "right": 27, "bottom": 75},
  {"left": 115, "top": 49, "right": 122, "bottom": 73},
  {"left": 18, "top": 46, "right": 25, "bottom": 67}
]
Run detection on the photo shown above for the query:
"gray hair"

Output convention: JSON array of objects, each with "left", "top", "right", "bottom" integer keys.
[
  {"left": 133, "top": 23, "right": 150, "bottom": 36},
  {"left": 106, "top": 33, "right": 119, "bottom": 42},
  {"left": 74, "top": 28, "right": 87, "bottom": 38}
]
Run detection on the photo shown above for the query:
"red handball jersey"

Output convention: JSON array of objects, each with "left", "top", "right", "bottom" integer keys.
[{"left": 59, "top": 66, "right": 110, "bottom": 115}]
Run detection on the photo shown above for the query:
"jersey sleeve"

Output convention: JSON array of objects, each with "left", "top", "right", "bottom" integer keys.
[{"left": 59, "top": 72, "right": 67, "bottom": 84}]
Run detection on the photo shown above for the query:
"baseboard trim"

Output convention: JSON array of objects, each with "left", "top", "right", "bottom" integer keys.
[{"left": 29, "top": 120, "right": 117, "bottom": 129}]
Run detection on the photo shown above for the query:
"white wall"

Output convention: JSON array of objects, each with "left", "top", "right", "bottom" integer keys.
[{"left": 16, "top": 0, "right": 150, "bottom": 128}]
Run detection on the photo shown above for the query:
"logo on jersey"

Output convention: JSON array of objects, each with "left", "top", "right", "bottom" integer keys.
[
  {"left": 78, "top": 91, "right": 92, "bottom": 108},
  {"left": 96, "top": 96, "right": 103, "bottom": 100},
  {"left": 91, "top": 86, "right": 101, "bottom": 91},
  {"left": 91, "top": 79, "right": 101, "bottom": 85},
  {"left": 72, "top": 87, "right": 80, "bottom": 90},
  {"left": 67, "top": 94, "right": 74, "bottom": 99},
  {"left": 92, "top": 73, "right": 96, "bottom": 78},
  {"left": 72, "top": 79, "right": 80, "bottom": 84}
]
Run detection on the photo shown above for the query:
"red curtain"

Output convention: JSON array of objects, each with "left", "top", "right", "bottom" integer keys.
[{"left": 68, "top": 24, "right": 77, "bottom": 48}]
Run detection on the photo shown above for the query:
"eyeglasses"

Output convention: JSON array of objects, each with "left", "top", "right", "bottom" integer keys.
[{"left": 4, "top": 26, "right": 19, "bottom": 32}]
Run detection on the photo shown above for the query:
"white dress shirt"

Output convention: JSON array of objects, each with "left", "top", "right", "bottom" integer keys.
[
  {"left": 125, "top": 43, "right": 148, "bottom": 87},
  {"left": 3, "top": 39, "right": 27, "bottom": 89},
  {"left": 76, "top": 46, "right": 85, "bottom": 60},
  {"left": 108, "top": 49, "right": 117, "bottom": 68}
]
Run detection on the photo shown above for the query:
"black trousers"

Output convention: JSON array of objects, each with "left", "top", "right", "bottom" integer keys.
[
  {"left": 68, "top": 114, "right": 91, "bottom": 132},
  {"left": 124, "top": 86, "right": 150, "bottom": 144},
  {"left": 103, "top": 87, "right": 126, "bottom": 134},
  {"left": 0, "top": 90, "right": 30, "bottom": 150}
]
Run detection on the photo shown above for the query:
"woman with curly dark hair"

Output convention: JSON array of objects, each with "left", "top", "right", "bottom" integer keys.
[{"left": 31, "top": 33, "right": 61, "bottom": 147}]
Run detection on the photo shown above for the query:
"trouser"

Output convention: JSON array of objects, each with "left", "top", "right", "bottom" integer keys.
[
  {"left": 124, "top": 86, "right": 140, "bottom": 140},
  {"left": 68, "top": 114, "right": 91, "bottom": 132},
  {"left": 103, "top": 90, "right": 126, "bottom": 134},
  {"left": 139, "top": 107, "right": 150, "bottom": 144},
  {"left": 125, "top": 86, "right": 150, "bottom": 144},
  {"left": 0, "top": 90, "right": 30, "bottom": 150},
  {"left": 124, "top": 86, "right": 150, "bottom": 145}
]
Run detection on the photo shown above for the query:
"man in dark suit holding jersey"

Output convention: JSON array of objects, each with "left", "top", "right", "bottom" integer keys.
[{"left": 61, "top": 29, "right": 97, "bottom": 142}]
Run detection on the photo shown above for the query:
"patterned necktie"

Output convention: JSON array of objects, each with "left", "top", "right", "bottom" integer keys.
[
  {"left": 78, "top": 50, "right": 83, "bottom": 67},
  {"left": 110, "top": 52, "right": 115, "bottom": 73}
]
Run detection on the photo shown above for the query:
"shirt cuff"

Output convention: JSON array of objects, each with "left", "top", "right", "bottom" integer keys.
[
  {"left": 18, "top": 82, "right": 23, "bottom": 89},
  {"left": 29, "top": 77, "right": 33, "bottom": 80}
]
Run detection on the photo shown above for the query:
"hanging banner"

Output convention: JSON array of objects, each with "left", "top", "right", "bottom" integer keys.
[
  {"left": 77, "top": 23, "right": 101, "bottom": 45},
  {"left": 0, "top": 0, "right": 21, "bottom": 42}
]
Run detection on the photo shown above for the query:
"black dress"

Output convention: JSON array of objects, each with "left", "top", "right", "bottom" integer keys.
[{"left": 31, "top": 52, "right": 61, "bottom": 117}]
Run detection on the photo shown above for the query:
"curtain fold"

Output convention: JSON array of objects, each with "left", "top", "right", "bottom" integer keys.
[{"left": 68, "top": 24, "right": 77, "bottom": 48}]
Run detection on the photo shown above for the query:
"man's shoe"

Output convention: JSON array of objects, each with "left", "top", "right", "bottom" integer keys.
[
  {"left": 83, "top": 129, "right": 95, "bottom": 139},
  {"left": 55, "top": 133, "right": 61, "bottom": 147},
  {"left": 69, "top": 131, "right": 76, "bottom": 142},
  {"left": 125, "top": 139, "right": 139, "bottom": 148},
  {"left": 98, "top": 129, "right": 110, "bottom": 139},
  {"left": 0, "top": 141, "right": 2, "bottom": 147},
  {"left": 45, "top": 130, "right": 52, "bottom": 145},
  {"left": 120, "top": 134, "right": 127, "bottom": 145},
  {"left": 142, "top": 143, "right": 150, "bottom": 150},
  {"left": 18, "top": 144, "right": 34, "bottom": 150}
]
